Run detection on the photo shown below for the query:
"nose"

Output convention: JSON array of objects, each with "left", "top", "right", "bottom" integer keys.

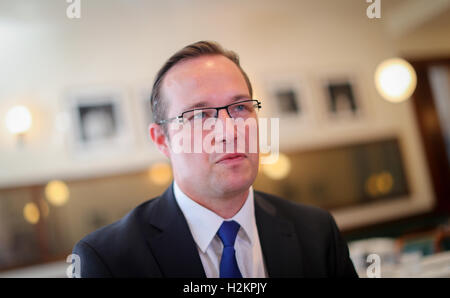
[{"left": 214, "top": 108, "right": 236, "bottom": 145}]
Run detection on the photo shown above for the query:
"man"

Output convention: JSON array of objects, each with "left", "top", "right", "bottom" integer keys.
[{"left": 73, "top": 41, "right": 358, "bottom": 278}]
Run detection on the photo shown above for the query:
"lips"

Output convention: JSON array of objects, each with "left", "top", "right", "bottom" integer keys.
[{"left": 216, "top": 153, "right": 247, "bottom": 163}]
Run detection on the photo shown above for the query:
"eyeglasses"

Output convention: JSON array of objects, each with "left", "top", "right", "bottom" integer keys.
[{"left": 156, "top": 99, "right": 262, "bottom": 125}]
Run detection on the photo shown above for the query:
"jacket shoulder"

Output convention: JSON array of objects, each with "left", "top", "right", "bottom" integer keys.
[
  {"left": 78, "top": 197, "right": 159, "bottom": 248},
  {"left": 72, "top": 196, "right": 162, "bottom": 277},
  {"left": 254, "top": 190, "right": 358, "bottom": 277},
  {"left": 254, "top": 190, "right": 332, "bottom": 225}
]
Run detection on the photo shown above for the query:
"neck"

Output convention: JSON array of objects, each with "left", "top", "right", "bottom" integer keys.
[{"left": 175, "top": 181, "right": 249, "bottom": 219}]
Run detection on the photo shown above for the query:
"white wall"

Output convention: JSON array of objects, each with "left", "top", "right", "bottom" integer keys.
[{"left": 0, "top": 0, "right": 443, "bottom": 228}]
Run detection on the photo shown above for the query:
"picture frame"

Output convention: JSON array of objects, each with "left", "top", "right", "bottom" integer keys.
[
  {"left": 273, "top": 86, "right": 301, "bottom": 116},
  {"left": 321, "top": 76, "right": 364, "bottom": 122},
  {"left": 66, "top": 86, "right": 134, "bottom": 158},
  {"left": 263, "top": 72, "right": 315, "bottom": 125}
]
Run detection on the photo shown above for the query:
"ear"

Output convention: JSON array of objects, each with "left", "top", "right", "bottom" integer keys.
[{"left": 149, "top": 123, "right": 171, "bottom": 159}]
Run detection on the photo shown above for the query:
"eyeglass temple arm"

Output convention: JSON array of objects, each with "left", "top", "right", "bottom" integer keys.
[{"left": 156, "top": 115, "right": 182, "bottom": 125}]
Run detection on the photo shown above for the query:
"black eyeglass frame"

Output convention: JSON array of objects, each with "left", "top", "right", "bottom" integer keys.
[{"left": 156, "top": 99, "right": 262, "bottom": 125}]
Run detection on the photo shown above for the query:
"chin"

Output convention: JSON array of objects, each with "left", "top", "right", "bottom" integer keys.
[{"left": 217, "top": 172, "right": 255, "bottom": 194}]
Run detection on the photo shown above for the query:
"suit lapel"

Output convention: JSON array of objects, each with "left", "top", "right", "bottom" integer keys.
[
  {"left": 144, "top": 184, "right": 206, "bottom": 277},
  {"left": 254, "top": 192, "right": 304, "bottom": 277},
  {"left": 142, "top": 185, "right": 303, "bottom": 277}
]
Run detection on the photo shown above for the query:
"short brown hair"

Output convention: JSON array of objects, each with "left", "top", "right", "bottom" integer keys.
[{"left": 150, "top": 41, "right": 253, "bottom": 133}]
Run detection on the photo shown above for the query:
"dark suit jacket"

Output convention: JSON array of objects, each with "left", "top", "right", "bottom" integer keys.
[{"left": 73, "top": 183, "right": 358, "bottom": 277}]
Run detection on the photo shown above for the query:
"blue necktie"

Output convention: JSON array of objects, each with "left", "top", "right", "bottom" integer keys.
[{"left": 217, "top": 220, "right": 243, "bottom": 278}]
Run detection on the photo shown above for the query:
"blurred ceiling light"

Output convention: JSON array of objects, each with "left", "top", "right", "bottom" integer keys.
[
  {"left": 5, "top": 105, "right": 32, "bottom": 135},
  {"left": 376, "top": 172, "right": 394, "bottom": 194},
  {"left": 23, "top": 202, "right": 40, "bottom": 224},
  {"left": 375, "top": 58, "right": 417, "bottom": 103},
  {"left": 148, "top": 162, "right": 172, "bottom": 185},
  {"left": 365, "top": 172, "right": 394, "bottom": 197},
  {"left": 45, "top": 180, "right": 70, "bottom": 206},
  {"left": 262, "top": 153, "right": 291, "bottom": 180}
]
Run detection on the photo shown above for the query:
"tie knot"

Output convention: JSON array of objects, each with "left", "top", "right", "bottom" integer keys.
[{"left": 217, "top": 220, "right": 240, "bottom": 247}]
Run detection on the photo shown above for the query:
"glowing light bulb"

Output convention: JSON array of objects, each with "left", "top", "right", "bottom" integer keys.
[
  {"left": 23, "top": 202, "right": 40, "bottom": 224},
  {"left": 148, "top": 162, "right": 172, "bottom": 185},
  {"left": 45, "top": 180, "right": 70, "bottom": 206},
  {"left": 262, "top": 153, "right": 291, "bottom": 180},
  {"left": 375, "top": 58, "right": 417, "bottom": 103},
  {"left": 5, "top": 105, "right": 32, "bottom": 134}
]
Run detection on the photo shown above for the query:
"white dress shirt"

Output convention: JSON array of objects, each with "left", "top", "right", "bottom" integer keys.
[{"left": 173, "top": 181, "right": 267, "bottom": 278}]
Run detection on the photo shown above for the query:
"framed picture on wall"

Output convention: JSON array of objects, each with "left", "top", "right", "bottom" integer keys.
[
  {"left": 66, "top": 86, "right": 134, "bottom": 157},
  {"left": 273, "top": 87, "right": 301, "bottom": 116},
  {"left": 321, "top": 77, "right": 363, "bottom": 121},
  {"left": 264, "top": 73, "right": 315, "bottom": 125}
]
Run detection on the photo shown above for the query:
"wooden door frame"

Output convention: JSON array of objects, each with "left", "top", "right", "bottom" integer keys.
[{"left": 409, "top": 57, "right": 450, "bottom": 214}]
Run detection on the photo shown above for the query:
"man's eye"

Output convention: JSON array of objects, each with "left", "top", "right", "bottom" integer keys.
[
  {"left": 193, "top": 113, "right": 203, "bottom": 119},
  {"left": 235, "top": 104, "right": 251, "bottom": 112},
  {"left": 190, "top": 111, "right": 209, "bottom": 120}
]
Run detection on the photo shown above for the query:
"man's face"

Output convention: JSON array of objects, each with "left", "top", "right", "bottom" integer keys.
[{"left": 159, "top": 55, "right": 259, "bottom": 198}]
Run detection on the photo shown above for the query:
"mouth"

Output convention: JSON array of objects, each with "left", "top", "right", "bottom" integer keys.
[{"left": 216, "top": 153, "right": 247, "bottom": 164}]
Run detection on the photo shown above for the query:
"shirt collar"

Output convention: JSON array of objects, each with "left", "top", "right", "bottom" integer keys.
[{"left": 173, "top": 181, "right": 256, "bottom": 253}]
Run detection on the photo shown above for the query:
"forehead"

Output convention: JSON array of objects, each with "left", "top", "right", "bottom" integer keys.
[{"left": 161, "top": 55, "right": 250, "bottom": 113}]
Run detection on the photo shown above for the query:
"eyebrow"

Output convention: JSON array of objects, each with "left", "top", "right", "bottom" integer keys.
[{"left": 182, "top": 94, "right": 251, "bottom": 111}]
